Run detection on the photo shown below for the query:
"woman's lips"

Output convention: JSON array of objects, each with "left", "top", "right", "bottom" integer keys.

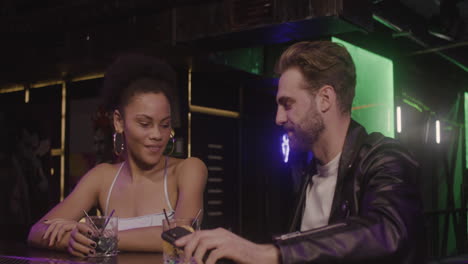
[{"left": 145, "top": 145, "right": 162, "bottom": 152}]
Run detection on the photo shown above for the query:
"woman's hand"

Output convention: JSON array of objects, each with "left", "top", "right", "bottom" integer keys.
[
  {"left": 42, "top": 219, "right": 78, "bottom": 247},
  {"left": 67, "top": 222, "right": 97, "bottom": 257},
  {"left": 43, "top": 218, "right": 96, "bottom": 257}
]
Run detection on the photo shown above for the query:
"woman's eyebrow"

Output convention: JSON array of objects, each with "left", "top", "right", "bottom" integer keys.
[
  {"left": 134, "top": 114, "right": 171, "bottom": 122},
  {"left": 135, "top": 114, "right": 152, "bottom": 120}
]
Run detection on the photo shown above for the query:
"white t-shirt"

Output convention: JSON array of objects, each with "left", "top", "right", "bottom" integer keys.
[{"left": 300, "top": 153, "right": 341, "bottom": 231}]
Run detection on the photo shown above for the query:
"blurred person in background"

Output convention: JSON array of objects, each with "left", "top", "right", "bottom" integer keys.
[{"left": 0, "top": 111, "right": 50, "bottom": 241}]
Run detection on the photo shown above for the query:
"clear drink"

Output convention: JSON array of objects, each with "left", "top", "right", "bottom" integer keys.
[
  {"left": 162, "top": 218, "right": 200, "bottom": 264},
  {"left": 86, "top": 216, "right": 119, "bottom": 257},
  {"left": 92, "top": 235, "right": 118, "bottom": 256}
]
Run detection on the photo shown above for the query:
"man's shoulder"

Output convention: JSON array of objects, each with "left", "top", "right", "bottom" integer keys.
[
  {"left": 349, "top": 120, "right": 397, "bottom": 147},
  {"left": 357, "top": 132, "right": 419, "bottom": 170},
  {"left": 362, "top": 132, "right": 407, "bottom": 152},
  {"left": 363, "top": 132, "right": 397, "bottom": 147}
]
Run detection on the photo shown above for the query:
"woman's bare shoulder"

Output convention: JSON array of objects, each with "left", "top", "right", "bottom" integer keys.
[
  {"left": 171, "top": 157, "right": 207, "bottom": 183},
  {"left": 172, "top": 157, "right": 207, "bottom": 172},
  {"left": 92, "top": 162, "right": 122, "bottom": 172},
  {"left": 81, "top": 162, "right": 123, "bottom": 184}
]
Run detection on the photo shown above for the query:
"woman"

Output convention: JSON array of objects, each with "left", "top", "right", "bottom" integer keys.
[{"left": 28, "top": 54, "right": 207, "bottom": 257}]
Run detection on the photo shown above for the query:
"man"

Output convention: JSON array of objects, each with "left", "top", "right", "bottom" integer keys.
[{"left": 176, "top": 41, "right": 425, "bottom": 264}]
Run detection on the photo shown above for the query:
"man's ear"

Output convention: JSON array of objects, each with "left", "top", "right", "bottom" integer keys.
[
  {"left": 317, "top": 85, "right": 336, "bottom": 113},
  {"left": 113, "top": 110, "right": 124, "bottom": 133}
]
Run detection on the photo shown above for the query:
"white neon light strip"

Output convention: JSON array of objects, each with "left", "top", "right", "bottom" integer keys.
[
  {"left": 436, "top": 120, "right": 440, "bottom": 144},
  {"left": 396, "top": 106, "right": 401, "bottom": 133}
]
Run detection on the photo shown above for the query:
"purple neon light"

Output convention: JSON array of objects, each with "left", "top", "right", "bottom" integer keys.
[
  {"left": 2, "top": 255, "right": 91, "bottom": 263},
  {"left": 282, "top": 134, "right": 290, "bottom": 163}
]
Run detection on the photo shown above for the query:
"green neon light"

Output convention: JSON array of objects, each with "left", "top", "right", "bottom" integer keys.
[
  {"left": 372, "top": 14, "right": 402, "bottom": 32},
  {"left": 332, "top": 37, "right": 395, "bottom": 138},
  {"left": 402, "top": 99, "right": 423, "bottom": 112},
  {"left": 437, "top": 52, "right": 468, "bottom": 73},
  {"left": 465, "top": 92, "right": 468, "bottom": 169},
  {"left": 402, "top": 92, "right": 431, "bottom": 112},
  {"left": 209, "top": 47, "right": 264, "bottom": 75}
]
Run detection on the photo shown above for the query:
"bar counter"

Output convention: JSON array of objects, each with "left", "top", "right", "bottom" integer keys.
[{"left": 0, "top": 241, "right": 163, "bottom": 264}]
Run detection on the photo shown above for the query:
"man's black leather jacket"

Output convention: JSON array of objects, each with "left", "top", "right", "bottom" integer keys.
[{"left": 274, "top": 120, "right": 426, "bottom": 264}]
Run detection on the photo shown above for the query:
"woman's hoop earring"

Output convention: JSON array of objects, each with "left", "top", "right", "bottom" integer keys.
[
  {"left": 165, "top": 130, "right": 176, "bottom": 156},
  {"left": 113, "top": 132, "right": 125, "bottom": 156}
]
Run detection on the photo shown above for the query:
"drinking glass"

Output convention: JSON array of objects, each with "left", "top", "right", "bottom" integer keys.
[
  {"left": 162, "top": 218, "right": 200, "bottom": 264},
  {"left": 86, "top": 216, "right": 119, "bottom": 257}
]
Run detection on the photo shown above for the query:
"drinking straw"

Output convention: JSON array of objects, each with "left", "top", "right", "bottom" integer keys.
[
  {"left": 191, "top": 209, "right": 202, "bottom": 228},
  {"left": 163, "top": 208, "right": 170, "bottom": 226},
  {"left": 101, "top": 209, "right": 115, "bottom": 234},
  {"left": 83, "top": 209, "right": 99, "bottom": 233}
]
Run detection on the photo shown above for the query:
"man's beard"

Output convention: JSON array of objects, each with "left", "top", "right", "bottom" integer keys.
[{"left": 285, "top": 110, "right": 324, "bottom": 152}]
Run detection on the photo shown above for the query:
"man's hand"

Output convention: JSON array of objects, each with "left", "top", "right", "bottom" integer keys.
[{"left": 175, "top": 227, "right": 281, "bottom": 264}]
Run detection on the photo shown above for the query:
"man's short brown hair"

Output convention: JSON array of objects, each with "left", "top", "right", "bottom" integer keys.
[{"left": 275, "top": 41, "right": 356, "bottom": 113}]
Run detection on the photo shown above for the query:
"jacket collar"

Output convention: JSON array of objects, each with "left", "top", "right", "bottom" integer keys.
[{"left": 328, "top": 119, "right": 368, "bottom": 223}]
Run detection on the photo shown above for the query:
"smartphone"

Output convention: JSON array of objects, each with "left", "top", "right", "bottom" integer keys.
[
  {"left": 161, "top": 227, "right": 235, "bottom": 264},
  {"left": 161, "top": 226, "right": 193, "bottom": 246}
]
